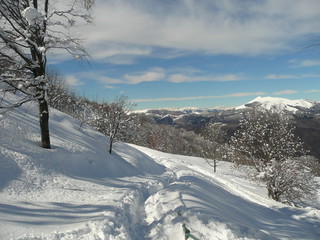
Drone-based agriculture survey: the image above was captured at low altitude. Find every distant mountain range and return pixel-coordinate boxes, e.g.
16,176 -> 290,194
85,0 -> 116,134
141,96 -> 320,125
139,97 -> 320,158
142,96 -> 319,114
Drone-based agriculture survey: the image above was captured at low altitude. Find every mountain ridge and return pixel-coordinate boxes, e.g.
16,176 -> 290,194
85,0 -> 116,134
138,96 -> 320,115
137,96 -> 320,158
236,96 -> 318,113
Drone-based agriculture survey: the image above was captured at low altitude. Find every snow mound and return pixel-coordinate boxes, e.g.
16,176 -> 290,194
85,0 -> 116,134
236,96 -> 316,113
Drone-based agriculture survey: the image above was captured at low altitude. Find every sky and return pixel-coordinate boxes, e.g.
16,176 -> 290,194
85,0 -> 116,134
50,0 -> 320,110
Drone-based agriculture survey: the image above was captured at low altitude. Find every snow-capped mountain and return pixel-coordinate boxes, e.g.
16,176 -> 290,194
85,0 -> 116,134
140,97 -> 320,128
236,96 -> 318,113
136,97 -> 320,158
135,107 -> 224,116
139,97 -> 320,119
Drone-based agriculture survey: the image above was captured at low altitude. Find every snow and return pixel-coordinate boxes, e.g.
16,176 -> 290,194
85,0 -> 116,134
236,96 -> 316,113
38,47 -> 46,53
0,94 -> 320,239
21,7 -> 43,25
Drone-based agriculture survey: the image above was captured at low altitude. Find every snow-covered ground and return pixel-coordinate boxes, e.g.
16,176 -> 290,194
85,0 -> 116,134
0,98 -> 320,240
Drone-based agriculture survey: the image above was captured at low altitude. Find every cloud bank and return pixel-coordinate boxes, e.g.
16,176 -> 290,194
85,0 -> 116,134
132,92 -> 266,103
79,0 -> 320,62
74,67 -> 246,86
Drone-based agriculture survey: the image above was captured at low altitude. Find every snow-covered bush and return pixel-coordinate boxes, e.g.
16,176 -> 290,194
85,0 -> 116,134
259,158 -> 316,204
231,110 -> 316,204
298,155 -> 320,177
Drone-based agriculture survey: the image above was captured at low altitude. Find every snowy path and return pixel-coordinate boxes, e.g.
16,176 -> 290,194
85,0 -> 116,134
136,150 -> 320,240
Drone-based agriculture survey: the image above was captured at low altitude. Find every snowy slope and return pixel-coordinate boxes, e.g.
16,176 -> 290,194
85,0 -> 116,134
0,96 -> 320,240
236,96 -> 317,113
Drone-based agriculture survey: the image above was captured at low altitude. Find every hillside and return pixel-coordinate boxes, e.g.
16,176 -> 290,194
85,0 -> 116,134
0,98 -> 320,239
140,97 -> 320,158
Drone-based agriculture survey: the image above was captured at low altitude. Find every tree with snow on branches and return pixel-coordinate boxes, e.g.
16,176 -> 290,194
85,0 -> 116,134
231,110 -> 316,204
0,0 -> 94,148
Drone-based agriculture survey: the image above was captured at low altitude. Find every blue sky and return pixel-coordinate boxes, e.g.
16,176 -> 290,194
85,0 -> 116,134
50,0 -> 320,110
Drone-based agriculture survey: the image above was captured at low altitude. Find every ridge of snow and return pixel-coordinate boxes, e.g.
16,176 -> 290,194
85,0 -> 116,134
236,96 -> 317,112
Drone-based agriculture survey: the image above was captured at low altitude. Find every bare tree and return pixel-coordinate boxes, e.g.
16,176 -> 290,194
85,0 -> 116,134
46,70 -> 95,129
91,96 -> 135,154
0,0 -> 94,148
230,110 -> 316,204
201,123 -> 230,172
46,68 -> 71,111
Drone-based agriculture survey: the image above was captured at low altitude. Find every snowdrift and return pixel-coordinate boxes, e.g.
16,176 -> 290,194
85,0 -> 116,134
0,96 -> 319,239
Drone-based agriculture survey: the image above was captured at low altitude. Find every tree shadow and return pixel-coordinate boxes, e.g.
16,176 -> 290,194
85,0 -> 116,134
0,201 -> 116,226
172,175 -> 320,239
0,157 -> 22,190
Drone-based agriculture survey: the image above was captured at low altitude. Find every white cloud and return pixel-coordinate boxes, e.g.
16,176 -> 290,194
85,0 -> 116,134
265,74 -> 299,80
102,55 -> 139,65
289,59 -> 320,68
65,75 -> 84,87
89,43 -> 152,65
124,68 -> 165,84
265,74 -> 320,80
76,66 -> 318,89
77,67 -> 245,86
79,0 -> 320,58
132,91 -> 266,103
95,76 -> 123,85
77,71 -> 123,87
76,68 -> 165,86
103,85 -> 115,89
302,60 -> 320,67
273,90 -> 298,95
305,89 -> 320,93
168,73 -> 244,83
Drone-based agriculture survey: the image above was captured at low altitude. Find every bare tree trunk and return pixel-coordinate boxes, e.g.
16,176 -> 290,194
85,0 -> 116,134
267,185 -> 280,202
34,49 -> 51,149
109,139 -> 113,154
39,97 -> 51,149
